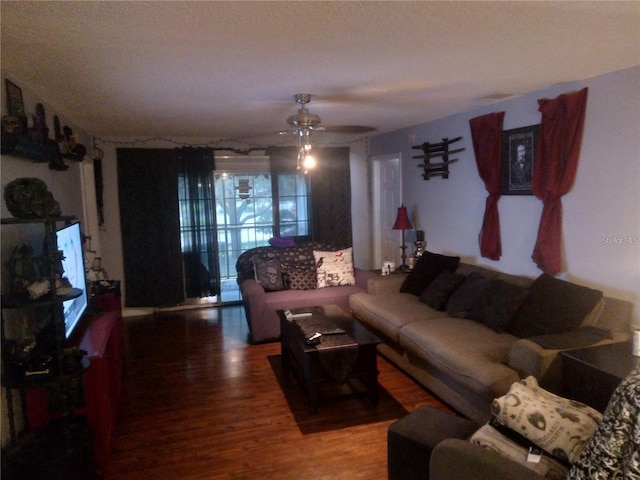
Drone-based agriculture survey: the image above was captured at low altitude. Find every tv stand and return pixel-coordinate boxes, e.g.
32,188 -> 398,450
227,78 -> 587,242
23,292 -> 123,479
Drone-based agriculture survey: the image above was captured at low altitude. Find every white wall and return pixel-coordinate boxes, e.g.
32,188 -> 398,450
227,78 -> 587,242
370,65 -> 640,327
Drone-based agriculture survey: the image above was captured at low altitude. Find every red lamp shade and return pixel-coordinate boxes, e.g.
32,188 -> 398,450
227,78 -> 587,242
392,204 -> 412,230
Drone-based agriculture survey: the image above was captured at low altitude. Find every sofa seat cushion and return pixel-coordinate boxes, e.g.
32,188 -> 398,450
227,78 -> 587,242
399,317 -> 520,399
262,283 -> 364,310
350,291 -> 448,343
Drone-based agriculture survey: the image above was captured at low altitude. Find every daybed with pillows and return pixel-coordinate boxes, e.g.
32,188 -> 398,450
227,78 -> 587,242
349,251 -> 633,424
236,240 -> 376,343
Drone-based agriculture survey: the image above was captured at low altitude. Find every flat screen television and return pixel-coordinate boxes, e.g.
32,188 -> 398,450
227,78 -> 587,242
56,221 -> 89,338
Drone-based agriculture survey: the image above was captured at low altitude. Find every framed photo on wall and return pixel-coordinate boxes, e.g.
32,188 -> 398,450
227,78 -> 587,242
501,124 -> 539,195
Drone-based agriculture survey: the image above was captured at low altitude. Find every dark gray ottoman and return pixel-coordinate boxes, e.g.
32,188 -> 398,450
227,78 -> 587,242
388,406 -> 480,480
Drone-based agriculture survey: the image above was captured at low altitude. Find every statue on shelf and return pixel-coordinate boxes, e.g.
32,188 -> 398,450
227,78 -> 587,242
3,177 -> 61,218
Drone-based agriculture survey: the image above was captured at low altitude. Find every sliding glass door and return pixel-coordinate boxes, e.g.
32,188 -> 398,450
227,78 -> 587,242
213,164 -> 311,303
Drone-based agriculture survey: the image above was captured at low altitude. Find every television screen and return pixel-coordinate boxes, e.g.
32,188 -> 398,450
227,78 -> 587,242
56,222 -> 89,338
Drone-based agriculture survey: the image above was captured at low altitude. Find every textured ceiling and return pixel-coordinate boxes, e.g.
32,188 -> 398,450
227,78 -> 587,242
1,1 -> 639,146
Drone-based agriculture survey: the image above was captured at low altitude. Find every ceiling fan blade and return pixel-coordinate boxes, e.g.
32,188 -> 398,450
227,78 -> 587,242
321,125 -> 377,133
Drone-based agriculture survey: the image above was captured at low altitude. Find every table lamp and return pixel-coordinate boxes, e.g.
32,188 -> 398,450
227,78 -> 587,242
392,204 -> 413,271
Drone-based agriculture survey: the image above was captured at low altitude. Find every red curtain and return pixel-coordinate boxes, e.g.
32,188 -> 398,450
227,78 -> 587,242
469,111 -> 505,260
531,88 -> 589,275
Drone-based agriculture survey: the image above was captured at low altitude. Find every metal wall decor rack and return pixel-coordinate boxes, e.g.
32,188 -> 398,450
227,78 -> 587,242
412,136 -> 465,180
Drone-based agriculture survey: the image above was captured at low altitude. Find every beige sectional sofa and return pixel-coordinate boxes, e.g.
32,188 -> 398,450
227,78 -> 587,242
349,257 -> 632,424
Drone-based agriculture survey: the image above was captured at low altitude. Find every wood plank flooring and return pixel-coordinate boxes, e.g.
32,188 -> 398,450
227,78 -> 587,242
108,306 -> 451,480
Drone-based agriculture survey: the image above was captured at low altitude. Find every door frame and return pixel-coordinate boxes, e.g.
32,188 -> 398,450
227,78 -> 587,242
371,153 -> 403,268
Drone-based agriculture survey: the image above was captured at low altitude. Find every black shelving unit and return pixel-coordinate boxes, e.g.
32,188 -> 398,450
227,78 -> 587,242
1,216 -> 98,479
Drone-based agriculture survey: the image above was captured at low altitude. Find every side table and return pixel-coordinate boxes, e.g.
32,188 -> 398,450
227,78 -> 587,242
560,341 -> 639,412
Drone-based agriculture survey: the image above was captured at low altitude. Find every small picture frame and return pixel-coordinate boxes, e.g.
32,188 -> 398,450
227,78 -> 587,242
5,79 -> 28,131
501,125 -> 539,195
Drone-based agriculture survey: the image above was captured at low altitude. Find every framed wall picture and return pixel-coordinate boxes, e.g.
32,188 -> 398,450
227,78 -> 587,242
501,124 -> 539,195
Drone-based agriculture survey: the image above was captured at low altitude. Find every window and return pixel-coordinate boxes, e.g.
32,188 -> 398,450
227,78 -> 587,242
213,158 -> 311,284
276,173 -> 311,238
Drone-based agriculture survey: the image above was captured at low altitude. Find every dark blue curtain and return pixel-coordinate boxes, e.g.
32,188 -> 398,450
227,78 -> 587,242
266,146 -> 352,248
117,148 -> 183,307
175,148 -> 219,298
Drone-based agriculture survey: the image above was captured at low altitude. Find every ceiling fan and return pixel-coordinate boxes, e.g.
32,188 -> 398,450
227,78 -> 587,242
279,93 -> 376,173
282,93 -> 376,135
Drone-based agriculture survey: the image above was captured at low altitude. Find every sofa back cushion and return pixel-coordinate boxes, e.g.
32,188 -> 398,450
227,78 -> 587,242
399,251 -> 460,296
507,273 -> 603,338
235,241 -> 335,283
468,279 -> 529,333
419,270 -> 466,310
446,271 -> 492,318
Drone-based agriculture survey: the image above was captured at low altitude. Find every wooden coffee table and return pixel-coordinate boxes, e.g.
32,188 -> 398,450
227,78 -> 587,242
278,305 -> 380,414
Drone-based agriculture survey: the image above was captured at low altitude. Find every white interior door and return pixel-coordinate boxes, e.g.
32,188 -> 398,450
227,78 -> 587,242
372,154 -> 402,268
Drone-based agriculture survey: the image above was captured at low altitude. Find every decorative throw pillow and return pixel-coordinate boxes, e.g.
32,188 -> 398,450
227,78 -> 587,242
470,423 -> 569,479
446,271 -> 492,318
520,376 -> 602,424
507,273 -> 603,338
566,366 -> 640,480
313,247 -> 356,288
399,251 -> 461,296
491,377 -> 601,464
269,236 -> 295,248
253,257 -> 286,291
468,279 -> 529,332
419,270 -> 466,310
284,266 -> 317,290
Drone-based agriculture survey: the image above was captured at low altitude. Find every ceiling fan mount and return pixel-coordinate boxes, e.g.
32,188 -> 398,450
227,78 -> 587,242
286,93 -> 322,129
283,93 -> 376,134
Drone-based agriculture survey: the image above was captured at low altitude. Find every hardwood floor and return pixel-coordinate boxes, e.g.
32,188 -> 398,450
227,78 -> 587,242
108,306 -> 451,480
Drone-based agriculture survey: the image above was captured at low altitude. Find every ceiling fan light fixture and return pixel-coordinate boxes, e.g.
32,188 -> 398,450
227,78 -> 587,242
303,150 -> 316,171
295,127 -> 316,173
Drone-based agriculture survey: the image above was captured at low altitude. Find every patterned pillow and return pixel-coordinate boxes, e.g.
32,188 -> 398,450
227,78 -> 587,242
491,377 -> 601,464
470,423 -> 569,479
284,266 -> 317,290
253,257 -> 286,291
313,247 -> 355,288
567,366 -> 640,480
520,376 -> 602,423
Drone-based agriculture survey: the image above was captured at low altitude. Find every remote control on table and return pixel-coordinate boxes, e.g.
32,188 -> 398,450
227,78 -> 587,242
321,328 -> 346,335
285,310 -> 313,319
305,332 -> 322,345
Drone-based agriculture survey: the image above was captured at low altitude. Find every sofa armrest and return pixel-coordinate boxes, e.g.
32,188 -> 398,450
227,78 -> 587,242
507,332 -> 629,393
429,439 -> 547,480
354,268 -> 378,291
239,278 -> 266,325
366,273 -> 407,295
